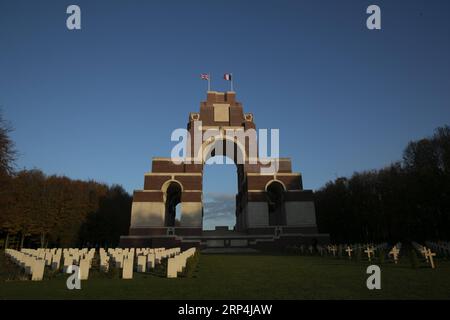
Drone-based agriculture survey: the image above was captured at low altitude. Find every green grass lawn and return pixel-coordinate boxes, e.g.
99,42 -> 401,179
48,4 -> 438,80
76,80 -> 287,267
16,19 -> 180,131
1,253 -> 450,299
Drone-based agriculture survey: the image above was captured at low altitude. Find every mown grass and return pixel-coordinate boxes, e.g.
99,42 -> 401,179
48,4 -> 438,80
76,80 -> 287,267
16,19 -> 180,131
1,253 -> 450,299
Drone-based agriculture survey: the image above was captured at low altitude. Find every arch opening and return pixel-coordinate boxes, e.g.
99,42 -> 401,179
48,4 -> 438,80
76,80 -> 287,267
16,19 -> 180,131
266,181 -> 286,226
203,154 -> 240,231
164,181 -> 182,227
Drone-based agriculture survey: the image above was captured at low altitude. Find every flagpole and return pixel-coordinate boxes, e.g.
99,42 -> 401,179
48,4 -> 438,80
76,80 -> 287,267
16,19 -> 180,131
208,73 -> 211,91
231,73 -> 234,92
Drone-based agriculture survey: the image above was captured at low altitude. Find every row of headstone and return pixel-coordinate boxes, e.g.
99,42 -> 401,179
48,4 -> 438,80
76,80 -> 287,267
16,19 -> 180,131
20,248 -> 62,270
103,247 -> 181,279
6,248 -> 97,281
167,248 -> 197,278
5,247 -> 197,280
105,248 -> 136,279
315,242 -> 392,262
316,241 -> 439,268
21,247 -> 96,279
5,249 -> 46,280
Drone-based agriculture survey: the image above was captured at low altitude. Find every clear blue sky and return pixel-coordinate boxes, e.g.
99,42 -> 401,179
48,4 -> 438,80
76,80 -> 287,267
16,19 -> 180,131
1,0 -> 449,229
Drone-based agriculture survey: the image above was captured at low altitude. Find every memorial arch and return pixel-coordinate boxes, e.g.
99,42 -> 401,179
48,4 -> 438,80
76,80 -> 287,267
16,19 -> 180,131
120,91 -> 329,248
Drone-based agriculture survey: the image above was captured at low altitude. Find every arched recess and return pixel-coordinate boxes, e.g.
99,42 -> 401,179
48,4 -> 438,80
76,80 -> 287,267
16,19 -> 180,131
266,180 -> 286,226
200,134 -> 248,165
163,180 -> 183,227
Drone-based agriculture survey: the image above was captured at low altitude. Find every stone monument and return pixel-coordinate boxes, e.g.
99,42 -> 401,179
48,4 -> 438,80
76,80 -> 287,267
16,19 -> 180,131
120,91 -> 329,249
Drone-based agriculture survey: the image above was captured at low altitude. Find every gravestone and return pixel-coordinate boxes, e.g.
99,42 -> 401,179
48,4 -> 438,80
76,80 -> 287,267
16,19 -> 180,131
100,253 -> 110,272
137,255 -> 146,273
44,252 -> 53,266
364,246 -> 374,262
420,247 -> 429,261
122,258 -> 133,279
389,246 -> 400,264
31,259 -> 45,281
147,254 -> 155,269
155,251 -> 162,264
24,256 -> 33,275
63,256 -> 73,273
52,254 -> 61,270
425,249 -> 436,269
115,254 -> 124,268
79,259 -> 90,280
345,246 -> 353,259
330,245 -> 337,257
167,257 -> 177,278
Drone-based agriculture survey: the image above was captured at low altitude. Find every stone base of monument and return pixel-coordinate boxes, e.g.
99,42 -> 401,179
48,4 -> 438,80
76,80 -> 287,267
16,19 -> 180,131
119,226 -> 329,250
201,248 -> 260,254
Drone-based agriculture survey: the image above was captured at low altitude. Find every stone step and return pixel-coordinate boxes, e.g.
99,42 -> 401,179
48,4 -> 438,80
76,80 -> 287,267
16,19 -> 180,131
201,248 -> 260,254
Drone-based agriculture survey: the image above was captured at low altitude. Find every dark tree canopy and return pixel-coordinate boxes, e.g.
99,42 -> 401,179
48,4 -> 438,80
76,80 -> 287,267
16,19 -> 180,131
316,125 -> 450,243
0,111 -> 131,248
0,169 -> 132,248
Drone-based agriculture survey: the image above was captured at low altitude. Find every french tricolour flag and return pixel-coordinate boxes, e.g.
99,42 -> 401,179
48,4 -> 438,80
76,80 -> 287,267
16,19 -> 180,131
224,73 -> 232,81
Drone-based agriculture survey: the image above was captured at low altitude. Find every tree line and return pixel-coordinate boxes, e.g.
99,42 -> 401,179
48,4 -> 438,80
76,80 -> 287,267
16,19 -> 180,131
0,111 -> 131,248
315,125 -> 450,243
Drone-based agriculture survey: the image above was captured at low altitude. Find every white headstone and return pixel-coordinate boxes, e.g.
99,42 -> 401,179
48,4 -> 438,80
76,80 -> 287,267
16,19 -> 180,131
52,254 -> 61,270
31,258 -> 45,281
167,257 -> 178,278
137,255 -> 146,273
79,259 -> 90,280
147,254 -> 155,269
122,258 -> 133,279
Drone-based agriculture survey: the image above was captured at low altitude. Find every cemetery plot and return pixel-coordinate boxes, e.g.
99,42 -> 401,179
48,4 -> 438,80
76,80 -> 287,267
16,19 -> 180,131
312,242 -> 388,262
286,240 -> 446,270
2,240 -> 448,300
1,251 -> 450,299
4,246 -> 196,281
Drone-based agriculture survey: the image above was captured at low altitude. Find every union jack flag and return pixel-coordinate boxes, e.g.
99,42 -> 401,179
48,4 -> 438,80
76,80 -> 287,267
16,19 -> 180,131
200,73 -> 209,80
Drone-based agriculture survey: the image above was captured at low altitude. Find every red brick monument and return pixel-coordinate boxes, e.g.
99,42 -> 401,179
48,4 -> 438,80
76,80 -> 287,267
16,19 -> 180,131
120,91 -> 329,248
